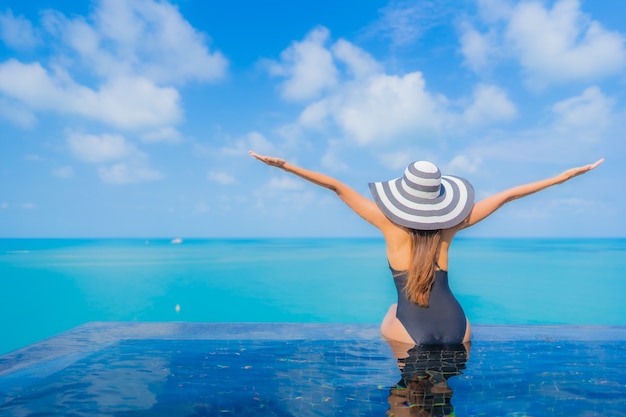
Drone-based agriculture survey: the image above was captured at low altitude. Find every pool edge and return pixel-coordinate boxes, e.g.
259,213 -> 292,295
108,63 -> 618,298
2,322 -> 625,379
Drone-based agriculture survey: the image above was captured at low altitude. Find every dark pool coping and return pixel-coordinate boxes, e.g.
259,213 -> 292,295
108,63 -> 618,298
1,322 -> 626,380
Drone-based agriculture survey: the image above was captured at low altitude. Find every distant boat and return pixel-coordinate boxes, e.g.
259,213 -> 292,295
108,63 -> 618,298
171,238 -> 183,244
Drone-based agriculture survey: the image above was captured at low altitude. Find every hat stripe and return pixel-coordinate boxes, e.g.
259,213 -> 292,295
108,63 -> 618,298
402,180 -> 441,196
398,180 -> 444,202
383,178 -> 461,218
404,170 -> 440,188
370,175 -> 474,230
406,162 -> 440,179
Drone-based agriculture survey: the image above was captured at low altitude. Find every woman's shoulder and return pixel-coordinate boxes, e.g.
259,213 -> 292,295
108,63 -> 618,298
383,225 -> 412,271
382,223 -> 411,244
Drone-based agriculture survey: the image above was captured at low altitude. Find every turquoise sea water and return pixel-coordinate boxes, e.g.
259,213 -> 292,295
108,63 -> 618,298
1,238 -> 625,355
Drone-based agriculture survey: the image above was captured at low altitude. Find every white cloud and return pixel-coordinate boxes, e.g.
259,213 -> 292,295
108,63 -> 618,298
446,154 -> 482,174
331,39 -> 381,79
0,60 -> 62,107
378,151 -> 416,171
98,163 -> 161,184
67,132 -> 137,163
267,176 -> 304,191
297,100 -> 331,129
208,170 -> 236,185
463,84 -> 516,125
476,0 -> 515,23
551,86 -> 614,141
320,140 -> 349,172
270,28 -> 521,152
304,71 -> 447,145
321,151 -> 348,172
508,197 -> 598,221
194,202 -> 210,213
221,131 -> 277,156
41,0 -> 227,84
90,76 -> 181,128
337,72 -> 441,144
266,26 -> 338,101
246,132 -> 277,154
105,0 -> 227,83
254,177 -> 318,213
458,132 -> 582,167
0,60 -> 182,129
364,0 -> 452,46
267,24 -> 447,147
21,203 -> 37,210
273,28 -> 526,148
65,130 -> 161,184
505,0 -> 626,86
0,97 -> 37,128
271,21 -> 615,177
459,24 -> 495,73
53,166 -> 75,178
0,0 -> 226,131
140,127 -> 182,143
464,0 -> 626,87
0,9 -> 40,49
1,202 -> 8,210
448,86 -> 616,166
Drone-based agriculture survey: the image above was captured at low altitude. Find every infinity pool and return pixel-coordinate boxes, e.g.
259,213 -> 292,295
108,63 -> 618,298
1,323 -> 625,416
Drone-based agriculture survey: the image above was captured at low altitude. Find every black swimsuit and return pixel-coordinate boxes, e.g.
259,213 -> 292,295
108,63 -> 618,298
391,266 -> 467,345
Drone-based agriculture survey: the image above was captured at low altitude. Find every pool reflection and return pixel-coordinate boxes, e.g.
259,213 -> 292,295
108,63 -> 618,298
386,342 -> 470,417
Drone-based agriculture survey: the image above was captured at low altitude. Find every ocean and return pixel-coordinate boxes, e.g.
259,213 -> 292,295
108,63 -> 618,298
1,238 -> 625,355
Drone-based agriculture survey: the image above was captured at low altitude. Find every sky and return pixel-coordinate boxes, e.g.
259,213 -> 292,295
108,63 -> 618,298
0,0 -> 625,238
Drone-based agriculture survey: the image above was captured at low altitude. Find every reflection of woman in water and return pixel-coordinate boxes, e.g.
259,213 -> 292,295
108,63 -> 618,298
387,344 -> 468,417
250,151 -> 602,346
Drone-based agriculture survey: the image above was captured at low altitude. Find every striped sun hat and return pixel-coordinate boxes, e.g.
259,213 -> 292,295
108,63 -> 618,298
369,161 -> 475,230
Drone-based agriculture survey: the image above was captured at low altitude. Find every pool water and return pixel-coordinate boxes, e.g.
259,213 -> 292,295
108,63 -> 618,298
1,323 -> 625,416
462,340 -> 626,416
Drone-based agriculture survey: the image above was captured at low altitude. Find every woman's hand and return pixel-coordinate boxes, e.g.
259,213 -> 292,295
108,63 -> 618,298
249,151 -> 286,168
558,158 -> 604,183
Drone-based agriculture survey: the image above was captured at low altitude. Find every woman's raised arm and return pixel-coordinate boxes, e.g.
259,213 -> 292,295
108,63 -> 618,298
249,151 -> 392,230
460,158 -> 604,229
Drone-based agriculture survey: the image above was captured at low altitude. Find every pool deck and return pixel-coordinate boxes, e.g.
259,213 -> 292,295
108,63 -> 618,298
2,322 -> 626,379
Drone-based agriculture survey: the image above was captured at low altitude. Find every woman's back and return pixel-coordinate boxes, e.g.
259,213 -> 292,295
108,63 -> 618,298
382,224 -> 468,345
384,226 -> 456,272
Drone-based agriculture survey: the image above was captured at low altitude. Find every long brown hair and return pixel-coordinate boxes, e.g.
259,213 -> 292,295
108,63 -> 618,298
405,229 -> 442,307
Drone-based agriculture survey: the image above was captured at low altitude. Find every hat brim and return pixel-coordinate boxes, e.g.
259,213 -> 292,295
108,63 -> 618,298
369,175 -> 475,230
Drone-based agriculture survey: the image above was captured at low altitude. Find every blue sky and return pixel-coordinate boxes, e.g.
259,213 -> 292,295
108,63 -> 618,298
0,0 -> 624,238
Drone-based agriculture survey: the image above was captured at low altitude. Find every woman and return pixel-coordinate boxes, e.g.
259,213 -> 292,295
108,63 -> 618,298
249,151 -> 603,346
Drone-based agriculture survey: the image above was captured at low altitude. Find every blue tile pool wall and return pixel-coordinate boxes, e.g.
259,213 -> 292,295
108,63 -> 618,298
1,323 -> 626,416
